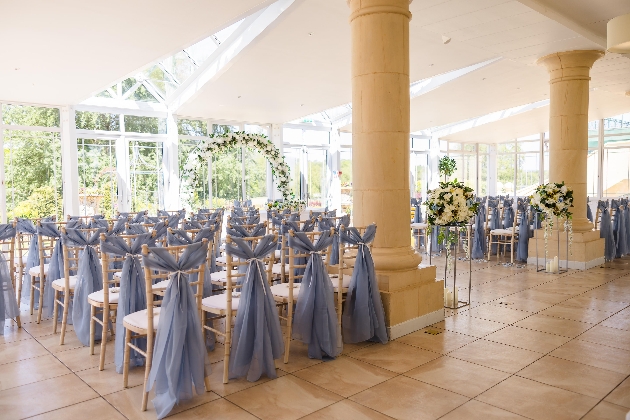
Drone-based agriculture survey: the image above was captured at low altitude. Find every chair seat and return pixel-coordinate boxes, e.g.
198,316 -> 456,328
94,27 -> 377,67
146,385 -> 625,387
490,229 -> 515,236
202,294 -> 240,311
272,263 -> 283,275
113,272 -> 122,279
52,275 -> 77,291
123,307 -> 161,331
153,279 -> 170,291
411,223 -> 428,229
88,288 -> 120,304
274,249 -> 282,259
270,283 -> 301,299
28,264 -> 49,277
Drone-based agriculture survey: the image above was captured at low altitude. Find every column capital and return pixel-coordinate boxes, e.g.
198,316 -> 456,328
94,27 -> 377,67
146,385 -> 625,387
347,0 -> 412,22
536,50 -> 604,84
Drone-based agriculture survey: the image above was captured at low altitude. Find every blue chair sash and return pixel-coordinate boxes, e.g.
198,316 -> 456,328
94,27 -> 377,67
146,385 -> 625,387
144,242 -> 211,419
289,230 -> 342,359
516,200 -> 529,263
0,225 -> 19,334
471,204 -> 486,260
598,200 -> 616,262
39,222 -> 63,319
340,225 -> 387,344
612,200 -> 627,258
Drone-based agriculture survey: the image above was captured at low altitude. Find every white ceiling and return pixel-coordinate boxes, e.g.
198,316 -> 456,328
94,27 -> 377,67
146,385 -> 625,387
2,0 -> 630,142
0,0 -> 272,105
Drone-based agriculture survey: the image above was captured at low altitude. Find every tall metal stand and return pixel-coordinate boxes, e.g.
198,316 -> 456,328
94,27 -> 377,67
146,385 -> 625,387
534,212 -> 569,274
443,225 -> 472,309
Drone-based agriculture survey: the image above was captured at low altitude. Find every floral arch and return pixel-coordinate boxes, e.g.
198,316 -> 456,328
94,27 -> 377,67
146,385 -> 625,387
181,131 -> 293,202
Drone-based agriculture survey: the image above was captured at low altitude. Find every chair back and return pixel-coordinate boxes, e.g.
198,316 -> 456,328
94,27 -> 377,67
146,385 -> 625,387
0,222 -> 16,291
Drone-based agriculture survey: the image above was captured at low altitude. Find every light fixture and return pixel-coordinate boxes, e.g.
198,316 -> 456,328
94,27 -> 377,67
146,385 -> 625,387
308,32 -> 313,36
442,35 -> 451,44
428,63 -> 434,67
237,95 -> 241,98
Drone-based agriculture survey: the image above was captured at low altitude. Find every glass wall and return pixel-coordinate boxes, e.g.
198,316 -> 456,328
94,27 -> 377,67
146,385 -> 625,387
448,142 -> 476,190
478,144 -> 489,196
602,115 -> 630,197
515,138 -> 540,196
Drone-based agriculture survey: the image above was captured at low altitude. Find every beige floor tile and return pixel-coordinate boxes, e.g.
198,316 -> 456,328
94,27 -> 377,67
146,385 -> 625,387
0,338 -> 48,364
349,375 -> 469,420
550,340 -> 630,374
517,355 -> 627,398
489,298 -> 554,313
35,330 -> 84,353
443,315 -> 507,338
581,401 -> 629,420
207,343 -> 225,364
448,339 -> 542,373
582,288 -> 630,303
514,314 -> 592,338
293,355 -> 396,397
104,384 -> 220,420
605,377 -> 630,408
301,399 -> 392,419
348,341 -> 440,373
55,344 -> 115,372
274,340 -> 323,373
75,362 -> 146,396
341,341 -> 376,355
532,282 -> 593,295
226,375 -> 342,420
465,304 -> 531,324
396,329 -> 477,354
578,325 -> 630,351
440,399 -> 528,419
404,356 -> 510,398
601,311 -> 630,331
28,397 -> 127,420
509,289 -> 569,304
0,373 -> 99,419
21,319 -> 67,338
484,325 -> 571,353
1,324 -> 32,344
0,354 -> 70,391
168,398 -> 258,419
206,360 -> 287,397
539,303 -> 613,324
477,376 -> 599,420
561,296 -> 629,313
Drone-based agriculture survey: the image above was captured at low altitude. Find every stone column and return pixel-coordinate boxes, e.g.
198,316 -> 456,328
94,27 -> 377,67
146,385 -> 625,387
348,0 -> 443,338
537,50 -> 604,232
528,50 -> 605,269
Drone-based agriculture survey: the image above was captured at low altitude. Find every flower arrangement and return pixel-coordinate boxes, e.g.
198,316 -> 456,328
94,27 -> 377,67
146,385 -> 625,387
181,131 -> 292,202
267,197 -> 305,212
425,180 -> 478,227
530,182 -> 574,257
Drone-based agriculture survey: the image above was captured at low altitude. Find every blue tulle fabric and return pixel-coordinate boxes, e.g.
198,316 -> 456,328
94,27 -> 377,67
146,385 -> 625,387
516,199 -> 529,263
143,242 -> 211,420
131,211 -> 146,224
0,224 -> 19,334
471,202 -> 486,260
225,235 -> 284,381
65,228 -> 106,346
598,200 -> 616,262
289,230 -> 342,359
502,198 -> 514,229
623,199 -> 630,252
100,233 -> 156,373
227,223 -> 266,238
17,218 -> 38,303
319,215 -> 349,266
612,200 -> 628,258
587,198 -> 593,222
126,224 -> 147,235
39,222 -> 63,318
340,225 -> 388,344
488,199 -> 500,254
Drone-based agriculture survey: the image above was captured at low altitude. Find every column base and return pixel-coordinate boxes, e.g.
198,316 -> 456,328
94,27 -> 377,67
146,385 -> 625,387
378,264 -> 444,340
527,229 -> 604,270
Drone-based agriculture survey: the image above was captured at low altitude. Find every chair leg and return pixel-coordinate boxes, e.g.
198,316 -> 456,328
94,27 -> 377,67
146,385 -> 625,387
123,329 -> 132,388
223,316 -> 231,384
99,306 -> 109,371
89,305 -> 96,355
16,268 -> 23,308
284,302 -> 292,364
36,277 -> 45,324
52,290 -> 59,334
60,290 -> 70,345
142,331 -> 153,411
29,278 -> 35,316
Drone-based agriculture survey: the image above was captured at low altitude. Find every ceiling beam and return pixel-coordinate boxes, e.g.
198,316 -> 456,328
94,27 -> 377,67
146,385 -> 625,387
516,0 -> 607,47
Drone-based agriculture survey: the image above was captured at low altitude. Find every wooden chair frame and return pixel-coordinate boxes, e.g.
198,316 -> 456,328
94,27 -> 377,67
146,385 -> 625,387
0,220 -> 21,328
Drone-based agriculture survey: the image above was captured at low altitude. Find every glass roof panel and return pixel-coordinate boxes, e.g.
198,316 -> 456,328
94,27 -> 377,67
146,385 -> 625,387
214,19 -> 244,44
142,65 -> 178,99
184,36 -> 218,65
161,51 -> 197,84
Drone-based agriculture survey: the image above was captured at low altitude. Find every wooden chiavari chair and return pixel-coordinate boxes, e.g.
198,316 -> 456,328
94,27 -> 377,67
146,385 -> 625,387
31,221 -> 62,324
122,241 -> 208,411
53,227 -> 80,343
201,234 -> 274,384
488,206 -> 519,264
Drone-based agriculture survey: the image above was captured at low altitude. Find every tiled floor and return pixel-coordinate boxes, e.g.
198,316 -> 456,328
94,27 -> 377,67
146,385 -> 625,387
2,256 -> 630,419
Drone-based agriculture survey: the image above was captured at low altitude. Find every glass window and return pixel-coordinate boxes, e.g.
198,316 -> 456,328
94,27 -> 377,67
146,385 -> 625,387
76,111 -> 120,131
496,153 -> 515,196
129,140 -> 163,213
449,142 -> 462,150
244,147 -> 267,202
587,149 -> 598,197
478,144 -> 488,153
603,147 -> 630,197
516,153 -> 540,196
212,148 -> 242,206
411,152 -> 428,200
178,119 -> 207,136
498,142 -> 515,153
340,149 -> 352,215
244,124 -> 269,136
124,115 -> 167,134
2,104 -> 60,127
517,140 -> 539,152
4,130 -> 62,220
463,144 -> 475,152
77,138 -> 117,217
450,153 -> 476,190
306,149 -> 327,207
179,138 -> 210,209
478,153 -> 488,196
283,147 -> 301,199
